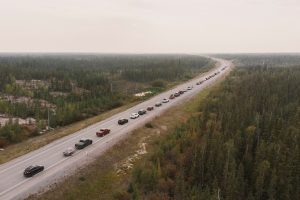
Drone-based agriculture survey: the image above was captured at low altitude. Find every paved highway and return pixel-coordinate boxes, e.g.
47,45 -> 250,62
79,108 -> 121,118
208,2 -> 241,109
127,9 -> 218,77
0,58 -> 232,200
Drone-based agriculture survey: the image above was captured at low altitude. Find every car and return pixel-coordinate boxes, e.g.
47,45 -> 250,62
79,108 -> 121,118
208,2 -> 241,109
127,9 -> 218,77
147,106 -> 154,111
179,90 -> 184,94
155,102 -> 162,107
138,109 -> 147,115
96,128 -> 110,137
162,98 -> 169,103
130,113 -> 139,119
187,86 -> 193,90
196,82 -> 201,85
118,118 -> 129,125
75,138 -> 93,150
63,147 -> 75,156
24,165 -> 44,177
174,92 -> 180,97
169,94 -> 175,99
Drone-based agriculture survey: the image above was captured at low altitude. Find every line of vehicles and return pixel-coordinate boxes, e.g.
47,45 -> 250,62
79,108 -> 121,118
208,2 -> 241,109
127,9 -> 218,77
22,68 -> 225,178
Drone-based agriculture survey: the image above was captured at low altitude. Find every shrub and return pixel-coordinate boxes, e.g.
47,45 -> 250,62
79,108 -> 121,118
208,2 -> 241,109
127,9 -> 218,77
145,123 -> 154,128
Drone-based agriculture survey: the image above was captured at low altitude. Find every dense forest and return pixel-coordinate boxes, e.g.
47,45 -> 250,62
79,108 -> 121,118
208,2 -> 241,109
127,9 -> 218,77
0,54 -> 211,146
126,60 -> 300,199
214,53 -> 300,67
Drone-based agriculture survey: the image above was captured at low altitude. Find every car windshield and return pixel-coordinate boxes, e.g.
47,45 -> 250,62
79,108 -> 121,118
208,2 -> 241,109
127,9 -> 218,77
25,166 -> 34,171
77,142 -> 85,145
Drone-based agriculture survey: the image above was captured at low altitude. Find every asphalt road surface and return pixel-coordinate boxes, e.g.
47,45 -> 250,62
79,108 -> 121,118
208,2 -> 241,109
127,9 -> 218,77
0,58 -> 232,200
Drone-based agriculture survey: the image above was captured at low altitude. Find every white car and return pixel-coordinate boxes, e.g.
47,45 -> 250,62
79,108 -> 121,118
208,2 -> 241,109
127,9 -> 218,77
187,86 -> 193,90
162,98 -> 169,103
130,113 -> 139,119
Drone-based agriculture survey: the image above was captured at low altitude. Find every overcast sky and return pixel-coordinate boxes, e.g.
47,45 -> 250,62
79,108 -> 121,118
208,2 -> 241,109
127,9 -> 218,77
0,0 -> 299,53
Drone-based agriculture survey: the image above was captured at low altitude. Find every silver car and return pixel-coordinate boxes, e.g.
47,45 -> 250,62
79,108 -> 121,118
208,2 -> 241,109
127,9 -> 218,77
162,98 -> 169,103
63,147 -> 75,156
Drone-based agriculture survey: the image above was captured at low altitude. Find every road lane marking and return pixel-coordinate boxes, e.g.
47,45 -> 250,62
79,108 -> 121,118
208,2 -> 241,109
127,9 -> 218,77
0,178 -> 29,196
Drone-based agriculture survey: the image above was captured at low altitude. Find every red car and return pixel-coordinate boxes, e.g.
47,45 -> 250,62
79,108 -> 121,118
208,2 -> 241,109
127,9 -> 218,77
96,129 -> 110,137
147,106 -> 154,111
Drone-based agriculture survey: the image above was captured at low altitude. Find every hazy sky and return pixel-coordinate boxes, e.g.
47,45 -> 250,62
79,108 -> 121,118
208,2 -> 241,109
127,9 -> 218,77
0,0 -> 300,53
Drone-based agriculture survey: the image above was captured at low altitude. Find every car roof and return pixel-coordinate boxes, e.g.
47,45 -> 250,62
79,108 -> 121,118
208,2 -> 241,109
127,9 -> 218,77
26,165 -> 40,170
25,166 -> 34,170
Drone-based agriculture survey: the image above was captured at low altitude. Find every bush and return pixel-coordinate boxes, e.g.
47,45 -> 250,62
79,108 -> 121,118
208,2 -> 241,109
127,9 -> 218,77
0,137 -> 9,148
113,190 -> 131,200
151,80 -> 166,88
145,123 -> 154,128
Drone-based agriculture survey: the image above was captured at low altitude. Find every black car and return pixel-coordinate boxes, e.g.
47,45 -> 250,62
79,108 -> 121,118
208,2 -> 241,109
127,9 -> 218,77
75,138 -> 93,150
118,118 -> 129,125
138,109 -> 147,115
24,165 -> 44,177
155,102 -> 162,107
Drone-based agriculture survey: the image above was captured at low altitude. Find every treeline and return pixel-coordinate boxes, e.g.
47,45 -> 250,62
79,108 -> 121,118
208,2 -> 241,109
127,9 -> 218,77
126,66 -> 300,200
0,54 -> 211,86
213,53 -> 300,67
